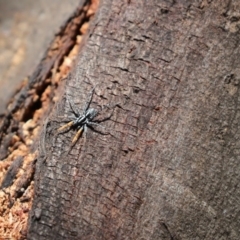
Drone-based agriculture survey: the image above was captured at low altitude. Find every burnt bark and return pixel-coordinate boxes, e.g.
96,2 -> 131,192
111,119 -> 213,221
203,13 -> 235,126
28,0 -> 240,239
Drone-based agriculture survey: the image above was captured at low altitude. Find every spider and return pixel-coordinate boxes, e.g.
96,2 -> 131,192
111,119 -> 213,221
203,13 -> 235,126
57,87 -> 113,145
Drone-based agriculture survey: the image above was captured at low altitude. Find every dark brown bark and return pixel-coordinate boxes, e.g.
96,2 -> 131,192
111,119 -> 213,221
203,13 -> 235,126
27,0 -> 240,239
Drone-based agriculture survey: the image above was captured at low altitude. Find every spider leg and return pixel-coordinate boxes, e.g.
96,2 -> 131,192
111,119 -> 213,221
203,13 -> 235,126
57,121 -> 74,132
103,108 -> 114,121
67,97 -> 80,117
95,102 -> 118,123
87,124 -> 110,136
87,121 -> 106,129
83,86 -> 96,113
82,124 -> 88,145
72,126 -> 84,144
95,108 -> 114,123
83,124 -> 88,135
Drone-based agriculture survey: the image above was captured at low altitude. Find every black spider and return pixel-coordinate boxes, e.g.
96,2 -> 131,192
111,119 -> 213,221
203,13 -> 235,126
58,87 -> 112,144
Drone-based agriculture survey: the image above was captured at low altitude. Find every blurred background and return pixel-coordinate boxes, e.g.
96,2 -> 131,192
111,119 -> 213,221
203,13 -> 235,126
0,0 -> 79,114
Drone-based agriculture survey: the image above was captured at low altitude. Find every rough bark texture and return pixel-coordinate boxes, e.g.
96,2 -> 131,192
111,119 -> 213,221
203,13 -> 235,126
28,0 -> 240,239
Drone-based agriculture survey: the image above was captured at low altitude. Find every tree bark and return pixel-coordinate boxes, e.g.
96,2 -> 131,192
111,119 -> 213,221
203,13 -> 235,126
28,0 -> 240,239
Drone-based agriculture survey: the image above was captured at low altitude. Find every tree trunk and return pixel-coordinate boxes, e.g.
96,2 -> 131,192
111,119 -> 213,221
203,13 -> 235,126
26,0 -> 240,239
